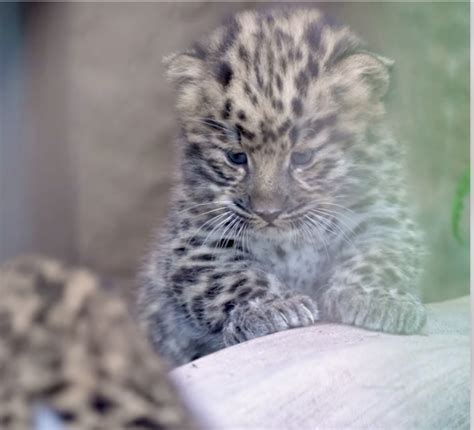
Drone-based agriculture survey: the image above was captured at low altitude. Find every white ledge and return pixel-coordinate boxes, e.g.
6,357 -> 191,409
171,296 -> 470,429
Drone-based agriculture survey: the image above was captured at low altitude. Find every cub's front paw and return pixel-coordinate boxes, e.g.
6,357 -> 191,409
321,287 -> 426,334
222,295 -> 319,346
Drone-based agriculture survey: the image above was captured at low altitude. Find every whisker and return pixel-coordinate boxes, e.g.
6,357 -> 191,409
304,214 -> 330,258
187,117 -> 231,133
309,204 -> 357,232
313,200 -> 356,215
213,214 -> 238,253
311,207 -> 356,237
186,211 -> 230,248
174,201 -> 232,216
202,212 -> 234,248
233,218 -> 247,255
309,209 -> 355,249
219,216 -> 240,251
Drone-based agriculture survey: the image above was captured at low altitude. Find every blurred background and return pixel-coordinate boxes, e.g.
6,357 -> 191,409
0,2 -> 469,303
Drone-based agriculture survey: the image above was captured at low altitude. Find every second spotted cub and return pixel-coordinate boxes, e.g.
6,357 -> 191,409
139,7 -> 426,366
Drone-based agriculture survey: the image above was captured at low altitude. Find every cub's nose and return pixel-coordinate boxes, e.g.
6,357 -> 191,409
254,209 -> 282,224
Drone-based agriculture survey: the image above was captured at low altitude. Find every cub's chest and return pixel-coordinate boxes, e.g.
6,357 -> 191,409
250,238 -> 330,295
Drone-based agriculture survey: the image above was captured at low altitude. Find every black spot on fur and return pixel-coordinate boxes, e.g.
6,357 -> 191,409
205,283 -> 224,298
277,119 -> 292,136
295,49 -> 303,62
295,71 -> 309,94
219,17 -> 240,53
35,273 -> 64,304
237,110 -> 247,121
171,265 -> 212,286
305,21 -> 322,50
221,99 -> 233,119
223,299 -> 236,313
276,74 -> 283,92
307,57 -> 319,78
211,238 -> 236,249
264,13 -> 275,26
216,62 -> 234,88
191,296 -> 205,320
260,121 -> 277,144
238,44 -> 251,69
237,287 -> 252,298
191,253 -> 215,262
248,289 -> 267,300
306,113 -> 338,138
279,57 -> 288,74
289,126 -> 299,145
255,278 -> 269,288
255,67 -> 264,89
236,124 -> 255,141
265,83 -> 274,100
292,98 -> 303,117
231,253 -> 246,262
229,278 -> 247,293
185,143 -> 203,161
288,47 -> 295,63
275,245 -> 287,260
90,393 -> 115,415
127,417 -> 163,430
173,247 -> 187,257
201,190 -> 216,201
56,410 -> 77,423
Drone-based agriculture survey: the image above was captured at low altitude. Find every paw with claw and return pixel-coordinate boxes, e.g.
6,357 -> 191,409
223,294 -> 319,346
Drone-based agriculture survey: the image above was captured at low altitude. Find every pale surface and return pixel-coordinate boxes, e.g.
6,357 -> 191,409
172,297 -> 470,430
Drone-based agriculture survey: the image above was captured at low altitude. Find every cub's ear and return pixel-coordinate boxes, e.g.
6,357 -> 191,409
163,49 -> 207,88
163,49 -> 210,117
333,50 -> 394,102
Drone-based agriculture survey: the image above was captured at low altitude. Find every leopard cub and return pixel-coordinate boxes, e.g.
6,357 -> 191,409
0,256 -> 197,429
139,7 -> 426,366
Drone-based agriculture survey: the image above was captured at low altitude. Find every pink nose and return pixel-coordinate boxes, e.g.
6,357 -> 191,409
254,209 -> 282,224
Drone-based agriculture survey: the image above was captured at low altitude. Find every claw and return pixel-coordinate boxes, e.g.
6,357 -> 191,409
278,310 -> 290,325
301,304 -> 315,323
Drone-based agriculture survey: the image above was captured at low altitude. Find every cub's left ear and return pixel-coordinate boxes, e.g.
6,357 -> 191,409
334,50 -> 394,101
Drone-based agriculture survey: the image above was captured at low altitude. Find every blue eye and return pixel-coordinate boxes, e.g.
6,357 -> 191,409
227,151 -> 247,165
291,150 -> 314,167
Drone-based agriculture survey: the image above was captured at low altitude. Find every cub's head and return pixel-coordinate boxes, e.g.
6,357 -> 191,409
166,8 -> 393,239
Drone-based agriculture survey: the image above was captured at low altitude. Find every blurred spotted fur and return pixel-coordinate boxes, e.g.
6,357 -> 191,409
139,7 -> 426,366
0,256 -> 197,430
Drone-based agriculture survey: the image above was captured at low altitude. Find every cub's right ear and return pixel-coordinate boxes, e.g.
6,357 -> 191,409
163,50 -> 206,88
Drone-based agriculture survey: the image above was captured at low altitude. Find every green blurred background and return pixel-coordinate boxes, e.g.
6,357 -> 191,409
0,2 -> 469,303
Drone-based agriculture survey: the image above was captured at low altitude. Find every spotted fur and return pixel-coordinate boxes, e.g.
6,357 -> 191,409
139,7 -> 426,366
0,256 -> 197,429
